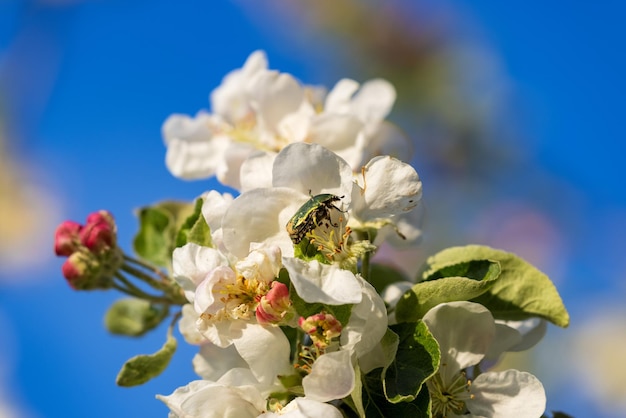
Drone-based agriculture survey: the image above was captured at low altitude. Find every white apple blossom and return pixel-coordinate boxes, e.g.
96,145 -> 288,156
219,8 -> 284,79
302,350 -> 355,402
171,242 -> 285,347
423,301 -> 547,418
162,50 -> 409,190
482,318 -> 548,369
340,277 -> 389,373
200,190 -> 235,251
223,143 -> 421,267
223,143 -> 354,260
158,354 -> 289,418
349,154 -> 423,244
257,398 -> 342,418
157,377 -> 267,418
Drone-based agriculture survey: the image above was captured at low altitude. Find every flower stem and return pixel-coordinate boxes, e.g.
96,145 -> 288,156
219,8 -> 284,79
123,254 -> 171,282
113,272 -> 172,304
120,263 -> 170,292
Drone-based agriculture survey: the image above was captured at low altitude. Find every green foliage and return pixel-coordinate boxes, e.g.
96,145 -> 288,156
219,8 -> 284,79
104,298 -> 169,337
354,322 -> 437,417
293,237 -> 332,265
384,322 -> 440,403
395,259 -> 500,323
362,368 -> 431,417
425,245 -> 570,327
175,198 -> 212,248
133,201 -> 195,269
116,332 -> 177,387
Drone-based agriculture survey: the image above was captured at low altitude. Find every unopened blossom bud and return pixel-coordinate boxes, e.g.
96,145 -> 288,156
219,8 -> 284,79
256,281 -> 292,325
61,249 -> 119,290
85,210 -> 115,228
54,220 -> 82,256
80,210 -> 117,252
299,312 -> 342,349
62,251 -> 97,290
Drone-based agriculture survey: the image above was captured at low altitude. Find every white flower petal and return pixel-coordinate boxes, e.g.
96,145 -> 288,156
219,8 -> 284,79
179,304 -> 207,345
172,244 -> 229,302
277,101 -> 315,142
381,281 -> 413,308
302,350 -> 355,402
467,370 -> 546,418
211,50 -> 268,124
283,258 -> 362,305
157,380 -> 265,418
239,151 -> 276,192
349,78 -> 396,125
353,156 -> 422,221
163,113 -> 229,179
198,319 -> 247,348
324,78 -> 360,113
192,343 -> 248,380
215,142 -> 257,190
258,398 -> 342,418
272,143 -> 354,202
499,318 -> 547,352
483,323 -> 523,368
222,187 -> 304,259
365,120 -> 413,162
249,71 -> 304,133
308,113 -> 366,169
201,190 -> 234,236
309,113 -> 364,150
236,245 -> 282,283
422,302 -> 495,384
194,266 -> 236,314
341,277 -> 388,366
233,324 -> 292,385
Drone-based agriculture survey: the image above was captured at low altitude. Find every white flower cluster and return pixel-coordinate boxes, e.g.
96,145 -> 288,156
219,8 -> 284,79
157,51 -> 548,418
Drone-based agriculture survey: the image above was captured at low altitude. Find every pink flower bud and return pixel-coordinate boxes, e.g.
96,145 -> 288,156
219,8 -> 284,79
54,220 -> 83,256
85,210 -> 115,228
256,281 -> 292,325
299,312 -> 342,349
80,211 -> 116,252
62,252 -> 94,289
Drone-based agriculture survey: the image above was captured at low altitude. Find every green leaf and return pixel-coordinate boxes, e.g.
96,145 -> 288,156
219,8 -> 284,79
116,332 -> 177,387
362,368 -> 431,418
378,328 -> 400,369
348,365 -> 366,418
425,245 -> 570,327
395,261 -> 500,323
133,201 -> 195,269
422,259 -> 501,282
369,264 -> 411,295
104,298 -> 169,337
293,237 -> 333,265
384,321 -> 440,403
175,198 -> 212,248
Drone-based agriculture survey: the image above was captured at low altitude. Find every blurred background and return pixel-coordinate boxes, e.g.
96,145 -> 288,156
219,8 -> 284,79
0,0 -> 624,416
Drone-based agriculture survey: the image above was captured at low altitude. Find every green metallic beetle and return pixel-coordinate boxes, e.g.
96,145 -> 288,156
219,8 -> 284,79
286,193 -> 344,244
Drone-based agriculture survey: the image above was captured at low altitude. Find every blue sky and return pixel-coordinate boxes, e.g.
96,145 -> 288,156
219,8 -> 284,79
0,1 -> 624,417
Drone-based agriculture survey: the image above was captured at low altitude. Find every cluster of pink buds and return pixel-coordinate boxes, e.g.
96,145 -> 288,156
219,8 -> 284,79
299,312 -> 342,350
54,210 -> 122,290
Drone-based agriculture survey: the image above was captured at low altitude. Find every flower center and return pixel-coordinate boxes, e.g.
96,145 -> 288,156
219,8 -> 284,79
200,275 -> 269,323
427,369 -> 473,418
306,211 -> 374,271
